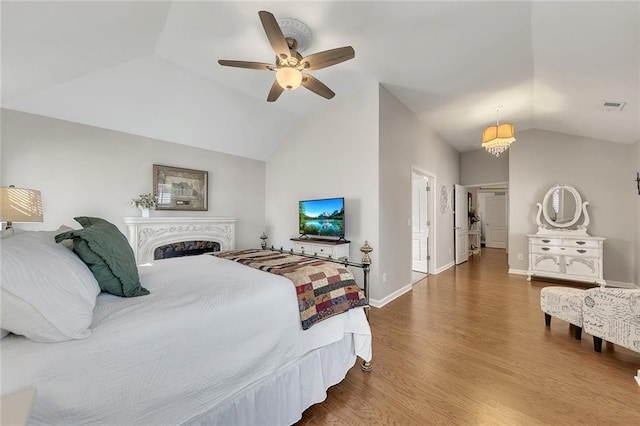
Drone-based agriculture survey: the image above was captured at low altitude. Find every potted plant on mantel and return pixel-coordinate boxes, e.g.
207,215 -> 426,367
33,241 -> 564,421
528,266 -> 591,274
131,193 -> 157,218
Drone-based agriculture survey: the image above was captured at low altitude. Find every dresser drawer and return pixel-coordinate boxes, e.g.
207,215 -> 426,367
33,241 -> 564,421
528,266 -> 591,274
532,246 -> 598,257
530,237 -> 600,249
562,239 -> 600,249
293,241 -> 349,260
314,244 -> 332,257
294,242 -> 311,253
531,237 -> 562,246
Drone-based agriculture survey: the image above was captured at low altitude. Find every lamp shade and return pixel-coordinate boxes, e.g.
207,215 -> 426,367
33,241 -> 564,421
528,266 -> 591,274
482,123 -> 515,145
0,186 -> 44,224
481,123 -> 516,157
276,67 -> 303,90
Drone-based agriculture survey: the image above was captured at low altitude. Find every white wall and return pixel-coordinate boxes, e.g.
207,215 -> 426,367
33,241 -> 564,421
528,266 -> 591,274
461,148 -> 509,186
378,86 -> 460,296
265,86 -> 381,297
414,123 -> 461,273
509,129 -> 636,284
635,140 -> 640,286
0,109 -> 265,248
266,85 -> 460,305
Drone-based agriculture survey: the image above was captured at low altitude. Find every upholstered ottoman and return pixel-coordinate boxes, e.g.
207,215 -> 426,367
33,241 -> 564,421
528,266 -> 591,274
540,286 -> 584,340
583,287 -> 640,353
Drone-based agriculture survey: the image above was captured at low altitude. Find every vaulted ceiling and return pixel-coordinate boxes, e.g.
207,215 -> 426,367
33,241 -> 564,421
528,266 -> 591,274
2,1 -> 639,161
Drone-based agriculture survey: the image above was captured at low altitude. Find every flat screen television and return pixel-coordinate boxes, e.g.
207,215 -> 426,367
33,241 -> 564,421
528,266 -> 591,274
299,197 -> 345,238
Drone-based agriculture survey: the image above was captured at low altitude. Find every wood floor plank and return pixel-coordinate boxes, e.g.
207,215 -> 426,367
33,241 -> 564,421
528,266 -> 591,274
296,248 -> 640,425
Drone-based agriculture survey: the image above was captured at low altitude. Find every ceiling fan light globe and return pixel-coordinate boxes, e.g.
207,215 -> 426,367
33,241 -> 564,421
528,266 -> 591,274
276,67 -> 302,90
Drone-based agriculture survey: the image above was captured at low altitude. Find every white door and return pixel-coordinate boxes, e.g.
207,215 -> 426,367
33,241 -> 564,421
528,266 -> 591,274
485,194 -> 507,249
454,184 -> 468,265
412,177 -> 429,273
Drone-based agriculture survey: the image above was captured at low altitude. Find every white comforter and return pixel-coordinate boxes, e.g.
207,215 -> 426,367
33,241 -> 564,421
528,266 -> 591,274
1,255 -> 372,425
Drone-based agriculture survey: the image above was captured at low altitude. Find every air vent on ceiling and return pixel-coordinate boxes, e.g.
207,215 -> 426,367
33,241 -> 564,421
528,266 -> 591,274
601,101 -> 626,111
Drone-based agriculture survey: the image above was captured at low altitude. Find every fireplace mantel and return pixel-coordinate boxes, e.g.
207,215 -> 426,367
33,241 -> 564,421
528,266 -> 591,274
123,216 -> 236,263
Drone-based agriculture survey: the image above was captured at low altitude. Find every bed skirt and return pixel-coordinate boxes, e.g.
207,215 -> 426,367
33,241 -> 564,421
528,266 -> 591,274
183,334 -> 357,426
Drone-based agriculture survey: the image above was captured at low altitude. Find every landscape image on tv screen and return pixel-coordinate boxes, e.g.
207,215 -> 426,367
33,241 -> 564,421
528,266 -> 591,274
299,198 -> 345,237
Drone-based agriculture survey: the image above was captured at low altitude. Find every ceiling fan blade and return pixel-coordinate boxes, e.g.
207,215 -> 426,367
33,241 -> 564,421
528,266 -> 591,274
258,11 -> 290,61
218,60 -> 274,71
300,46 -> 355,71
267,80 -> 284,102
301,74 -> 335,99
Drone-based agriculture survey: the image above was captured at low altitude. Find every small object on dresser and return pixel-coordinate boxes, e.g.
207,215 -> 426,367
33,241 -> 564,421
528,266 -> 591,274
259,232 -> 268,249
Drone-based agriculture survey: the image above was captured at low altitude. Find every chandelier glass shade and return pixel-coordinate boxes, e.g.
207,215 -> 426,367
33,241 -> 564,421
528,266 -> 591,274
276,67 -> 302,90
482,108 -> 515,157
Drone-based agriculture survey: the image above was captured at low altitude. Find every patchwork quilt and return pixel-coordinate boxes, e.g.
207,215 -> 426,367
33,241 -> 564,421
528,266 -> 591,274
214,249 -> 367,329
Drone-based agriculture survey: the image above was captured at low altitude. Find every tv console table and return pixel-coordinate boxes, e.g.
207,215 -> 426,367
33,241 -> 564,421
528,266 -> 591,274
290,238 -> 350,260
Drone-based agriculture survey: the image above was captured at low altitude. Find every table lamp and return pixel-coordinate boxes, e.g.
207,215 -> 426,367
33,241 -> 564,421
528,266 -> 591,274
0,185 -> 44,230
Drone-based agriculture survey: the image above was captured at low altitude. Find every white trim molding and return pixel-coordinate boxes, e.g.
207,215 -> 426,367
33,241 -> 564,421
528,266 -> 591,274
510,270 -> 636,289
123,216 -> 236,264
605,280 -> 637,289
369,283 -> 412,308
434,261 -> 455,275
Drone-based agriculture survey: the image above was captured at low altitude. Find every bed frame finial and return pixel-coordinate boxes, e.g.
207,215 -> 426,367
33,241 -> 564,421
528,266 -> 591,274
360,241 -> 372,265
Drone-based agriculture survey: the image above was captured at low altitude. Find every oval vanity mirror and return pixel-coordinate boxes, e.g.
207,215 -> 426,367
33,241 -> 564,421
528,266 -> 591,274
541,184 -> 582,228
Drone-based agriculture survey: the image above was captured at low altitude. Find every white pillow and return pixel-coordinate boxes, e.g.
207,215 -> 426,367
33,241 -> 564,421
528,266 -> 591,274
0,230 -> 101,342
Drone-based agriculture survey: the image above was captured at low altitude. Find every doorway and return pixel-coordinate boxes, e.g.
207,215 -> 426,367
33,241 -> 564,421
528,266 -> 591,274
484,194 -> 508,249
469,183 -> 509,250
411,168 -> 434,277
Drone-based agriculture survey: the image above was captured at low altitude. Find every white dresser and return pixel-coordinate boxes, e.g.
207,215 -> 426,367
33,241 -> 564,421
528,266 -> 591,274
290,238 -> 350,260
527,234 -> 605,286
527,184 -> 606,286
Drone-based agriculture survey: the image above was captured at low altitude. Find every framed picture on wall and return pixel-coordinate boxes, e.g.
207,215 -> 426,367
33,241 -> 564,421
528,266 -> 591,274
153,164 -> 208,211
438,184 -> 449,213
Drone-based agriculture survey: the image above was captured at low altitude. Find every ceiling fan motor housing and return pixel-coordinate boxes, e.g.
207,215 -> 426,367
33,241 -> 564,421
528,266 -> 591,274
218,11 -> 354,102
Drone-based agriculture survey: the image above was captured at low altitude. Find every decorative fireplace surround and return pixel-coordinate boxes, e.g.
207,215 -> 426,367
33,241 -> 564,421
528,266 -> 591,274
123,216 -> 236,264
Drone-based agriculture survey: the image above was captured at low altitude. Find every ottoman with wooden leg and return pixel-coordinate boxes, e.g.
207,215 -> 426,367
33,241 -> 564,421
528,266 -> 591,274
540,286 -> 584,340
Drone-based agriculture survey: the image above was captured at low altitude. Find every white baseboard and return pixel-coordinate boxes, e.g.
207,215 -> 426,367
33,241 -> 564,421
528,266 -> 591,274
605,280 -> 638,289
434,261 -> 455,275
507,272 -> 637,289
369,283 -> 412,308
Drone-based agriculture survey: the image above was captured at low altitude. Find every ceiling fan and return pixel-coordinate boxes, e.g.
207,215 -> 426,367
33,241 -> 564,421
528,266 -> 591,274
218,11 -> 355,102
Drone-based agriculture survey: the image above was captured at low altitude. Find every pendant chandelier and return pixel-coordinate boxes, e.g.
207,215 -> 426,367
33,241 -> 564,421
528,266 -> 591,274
482,106 -> 515,157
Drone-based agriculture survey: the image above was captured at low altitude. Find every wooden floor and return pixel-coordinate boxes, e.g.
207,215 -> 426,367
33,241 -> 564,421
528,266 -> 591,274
297,248 -> 640,425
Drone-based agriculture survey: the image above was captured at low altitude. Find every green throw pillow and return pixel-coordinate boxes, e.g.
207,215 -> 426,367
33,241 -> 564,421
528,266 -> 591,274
55,217 -> 149,297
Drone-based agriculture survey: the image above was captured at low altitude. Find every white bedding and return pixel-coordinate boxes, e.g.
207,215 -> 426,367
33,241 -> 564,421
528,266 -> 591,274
1,255 -> 372,425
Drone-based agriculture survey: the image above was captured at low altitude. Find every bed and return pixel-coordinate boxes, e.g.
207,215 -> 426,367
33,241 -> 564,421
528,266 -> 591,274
0,218 -> 372,425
